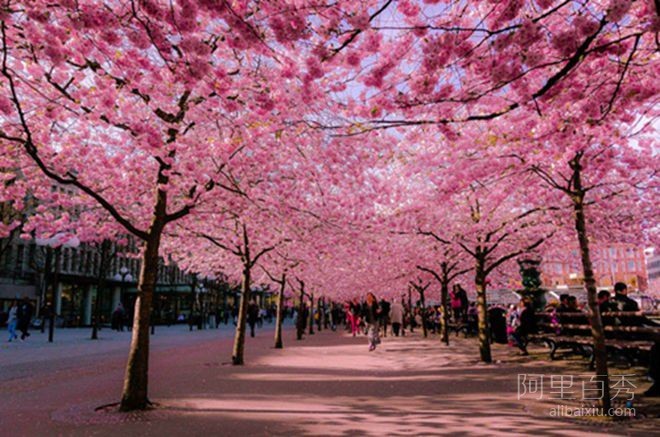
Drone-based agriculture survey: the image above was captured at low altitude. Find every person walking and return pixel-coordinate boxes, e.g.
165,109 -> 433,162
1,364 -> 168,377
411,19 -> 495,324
363,292 -> 382,351
379,298 -> 391,337
450,286 -> 462,323
506,304 -> 519,347
16,297 -> 34,341
247,299 -> 260,338
348,298 -> 361,336
112,303 -> 125,331
7,300 -> 18,342
390,299 -> 404,337
457,284 -> 469,322
511,299 -> 536,355
330,302 -> 340,331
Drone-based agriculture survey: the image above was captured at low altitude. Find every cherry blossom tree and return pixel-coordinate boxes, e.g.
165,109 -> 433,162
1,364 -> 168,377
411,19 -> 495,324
521,126 -> 657,410
417,240 -> 472,345
311,1 -> 658,136
0,0 -> 349,411
417,185 -> 555,362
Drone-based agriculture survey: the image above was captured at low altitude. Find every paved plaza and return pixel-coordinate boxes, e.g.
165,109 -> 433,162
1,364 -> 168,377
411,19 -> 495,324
1,323 -> 658,436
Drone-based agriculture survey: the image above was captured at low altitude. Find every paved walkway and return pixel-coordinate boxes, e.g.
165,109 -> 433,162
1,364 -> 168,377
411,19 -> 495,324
1,324 -> 657,436
0,322 -> 246,384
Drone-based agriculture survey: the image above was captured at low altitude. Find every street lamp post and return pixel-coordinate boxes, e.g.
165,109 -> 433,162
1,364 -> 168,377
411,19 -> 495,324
113,266 -> 133,331
116,266 -> 132,304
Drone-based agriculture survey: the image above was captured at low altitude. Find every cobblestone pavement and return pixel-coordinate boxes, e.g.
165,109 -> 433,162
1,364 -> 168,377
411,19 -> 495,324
1,323 -> 657,436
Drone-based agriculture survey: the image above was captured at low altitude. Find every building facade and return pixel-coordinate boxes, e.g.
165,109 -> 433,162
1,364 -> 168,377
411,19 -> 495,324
0,236 -> 216,327
541,243 -> 648,292
645,250 -> 660,297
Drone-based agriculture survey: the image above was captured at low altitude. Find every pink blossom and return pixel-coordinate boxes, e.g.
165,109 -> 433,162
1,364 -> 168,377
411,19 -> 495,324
347,11 -> 370,29
409,73 -> 437,95
44,43 -> 65,65
536,0 -> 555,9
516,20 -> 541,46
345,52 -> 361,67
497,0 -> 524,22
490,58 -> 521,84
269,10 -> 307,43
141,0 -> 164,18
0,95 -> 13,114
280,63 -> 297,79
552,30 -> 579,57
305,57 -> 324,80
492,33 -> 514,51
648,16 -> 660,32
127,30 -> 151,50
102,30 -> 120,46
26,7 -> 49,23
573,15 -> 600,36
362,31 -> 381,53
180,38 -> 209,56
363,62 -> 393,89
398,0 -> 421,17
607,0 -> 633,22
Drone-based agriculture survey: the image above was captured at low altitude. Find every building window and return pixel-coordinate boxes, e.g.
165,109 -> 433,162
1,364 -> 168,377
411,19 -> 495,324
81,250 -> 88,273
609,247 -> 616,258
71,249 -> 79,273
15,244 -> 24,273
62,248 -> 70,272
3,245 -> 12,271
628,261 -> 635,272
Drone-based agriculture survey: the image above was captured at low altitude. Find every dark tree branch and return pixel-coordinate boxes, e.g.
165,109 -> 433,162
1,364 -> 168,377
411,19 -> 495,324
484,233 -> 553,276
200,233 -> 242,257
322,0 -> 394,61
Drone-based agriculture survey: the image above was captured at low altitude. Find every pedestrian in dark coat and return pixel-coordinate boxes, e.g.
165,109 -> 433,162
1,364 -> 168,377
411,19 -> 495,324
247,300 -> 260,337
17,297 -> 34,340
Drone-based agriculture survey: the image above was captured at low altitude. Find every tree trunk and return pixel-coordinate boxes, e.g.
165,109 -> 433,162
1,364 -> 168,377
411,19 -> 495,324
323,298 -> 329,329
407,288 -> 413,332
475,260 -> 492,363
232,265 -> 251,365
119,229 -> 162,411
420,290 -> 428,338
274,273 -> 285,349
308,293 -> 315,335
40,250 -> 51,334
48,248 -> 59,343
296,287 -> 305,340
440,277 -> 450,346
572,171 -> 611,409
189,275 -> 197,331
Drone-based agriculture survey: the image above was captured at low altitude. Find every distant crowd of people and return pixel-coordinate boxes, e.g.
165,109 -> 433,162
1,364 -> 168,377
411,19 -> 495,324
337,284 -> 472,351
6,282 -> 657,355
328,281 -> 658,359
5,297 -> 34,342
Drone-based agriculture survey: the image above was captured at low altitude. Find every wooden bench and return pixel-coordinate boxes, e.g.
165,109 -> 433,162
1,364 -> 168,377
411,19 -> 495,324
528,334 -> 592,360
447,322 -> 468,337
530,311 -> 659,369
